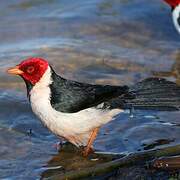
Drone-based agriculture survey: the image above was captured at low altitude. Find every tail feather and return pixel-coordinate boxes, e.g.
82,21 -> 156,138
106,78 -> 180,111
126,78 -> 180,111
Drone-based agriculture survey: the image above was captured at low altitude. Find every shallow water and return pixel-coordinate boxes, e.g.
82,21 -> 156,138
0,0 -> 180,179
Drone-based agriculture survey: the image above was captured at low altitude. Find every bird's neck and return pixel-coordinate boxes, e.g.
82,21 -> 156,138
25,65 -> 64,98
29,66 -> 53,107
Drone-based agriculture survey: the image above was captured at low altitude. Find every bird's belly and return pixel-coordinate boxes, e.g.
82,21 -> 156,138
30,88 -> 123,146
31,101 -> 122,146
31,102 -> 120,133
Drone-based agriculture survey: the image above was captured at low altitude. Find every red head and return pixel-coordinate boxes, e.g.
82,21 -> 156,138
163,0 -> 180,8
7,57 -> 49,85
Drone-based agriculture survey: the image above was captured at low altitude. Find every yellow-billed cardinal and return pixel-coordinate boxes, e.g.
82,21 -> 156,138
7,58 -> 180,156
163,0 -> 180,33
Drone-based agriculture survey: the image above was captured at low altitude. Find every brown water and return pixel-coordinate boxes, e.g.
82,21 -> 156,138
0,0 -> 180,179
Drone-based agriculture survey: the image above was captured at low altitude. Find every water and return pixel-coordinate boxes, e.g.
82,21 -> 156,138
0,0 -> 180,179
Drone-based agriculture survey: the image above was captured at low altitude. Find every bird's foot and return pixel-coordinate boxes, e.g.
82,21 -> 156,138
53,140 -> 65,151
53,142 -> 61,151
82,127 -> 99,157
82,146 -> 94,157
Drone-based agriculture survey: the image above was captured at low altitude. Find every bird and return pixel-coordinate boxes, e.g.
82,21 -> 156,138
163,0 -> 180,33
7,57 -> 180,156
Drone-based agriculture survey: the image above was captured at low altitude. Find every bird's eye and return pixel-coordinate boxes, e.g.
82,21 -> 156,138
26,66 -> 35,74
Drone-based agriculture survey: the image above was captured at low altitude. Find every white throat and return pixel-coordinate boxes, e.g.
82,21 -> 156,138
172,4 -> 180,34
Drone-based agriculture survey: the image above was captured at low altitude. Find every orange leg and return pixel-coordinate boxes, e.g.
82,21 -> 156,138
82,127 -> 99,157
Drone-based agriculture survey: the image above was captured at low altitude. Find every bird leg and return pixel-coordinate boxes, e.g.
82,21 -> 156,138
82,127 -> 99,157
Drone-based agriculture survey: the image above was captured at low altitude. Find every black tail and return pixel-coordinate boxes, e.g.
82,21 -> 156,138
113,78 -> 180,111
126,78 -> 180,111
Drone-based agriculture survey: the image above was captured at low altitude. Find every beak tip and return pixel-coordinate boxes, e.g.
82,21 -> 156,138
6,68 -> 11,74
6,66 -> 23,75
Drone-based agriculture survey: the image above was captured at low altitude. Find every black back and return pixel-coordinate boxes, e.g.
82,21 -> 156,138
49,67 -> 129,113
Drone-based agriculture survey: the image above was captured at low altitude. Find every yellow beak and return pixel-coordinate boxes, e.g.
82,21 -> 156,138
7,65 -> 24,75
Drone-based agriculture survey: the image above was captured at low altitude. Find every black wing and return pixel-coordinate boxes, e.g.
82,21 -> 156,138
49,68 -> 129,113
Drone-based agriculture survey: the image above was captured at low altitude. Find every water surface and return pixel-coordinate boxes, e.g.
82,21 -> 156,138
0,0 -> 180,179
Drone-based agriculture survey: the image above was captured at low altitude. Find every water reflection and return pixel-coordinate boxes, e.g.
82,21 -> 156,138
153,51 -> 180,85
40,143 -> 124,179
0,0 -> 180,179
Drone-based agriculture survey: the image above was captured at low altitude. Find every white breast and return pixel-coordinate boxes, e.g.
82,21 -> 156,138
29,67 -> 123,146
